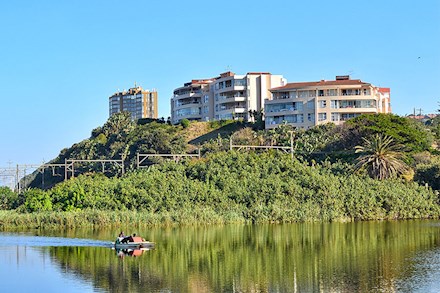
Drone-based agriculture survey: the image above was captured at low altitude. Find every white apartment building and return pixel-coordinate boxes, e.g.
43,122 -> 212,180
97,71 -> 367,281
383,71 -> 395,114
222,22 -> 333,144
171,71 -> 286,124
265,75 -> 391,129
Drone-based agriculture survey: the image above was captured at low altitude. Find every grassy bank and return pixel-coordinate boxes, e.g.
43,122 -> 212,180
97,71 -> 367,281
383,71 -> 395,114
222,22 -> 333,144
0,208 -> 247,229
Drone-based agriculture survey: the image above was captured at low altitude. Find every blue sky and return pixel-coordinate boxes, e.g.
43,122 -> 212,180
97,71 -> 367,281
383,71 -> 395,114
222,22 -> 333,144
0,0 -> 439,166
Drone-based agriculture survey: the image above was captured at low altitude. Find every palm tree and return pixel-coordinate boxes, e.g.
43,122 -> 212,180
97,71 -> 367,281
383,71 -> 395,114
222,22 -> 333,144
354,134 -> 408,180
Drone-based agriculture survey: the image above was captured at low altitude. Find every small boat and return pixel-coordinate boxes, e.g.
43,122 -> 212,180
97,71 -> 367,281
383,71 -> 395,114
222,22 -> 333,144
113,236 -> 155,249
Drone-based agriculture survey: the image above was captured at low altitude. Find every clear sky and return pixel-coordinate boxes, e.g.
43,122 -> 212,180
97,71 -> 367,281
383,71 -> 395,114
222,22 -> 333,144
0,0 -> 439,167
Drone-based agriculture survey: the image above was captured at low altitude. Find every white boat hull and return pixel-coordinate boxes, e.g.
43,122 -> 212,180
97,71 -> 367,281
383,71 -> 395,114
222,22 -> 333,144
113,241 -> 155,249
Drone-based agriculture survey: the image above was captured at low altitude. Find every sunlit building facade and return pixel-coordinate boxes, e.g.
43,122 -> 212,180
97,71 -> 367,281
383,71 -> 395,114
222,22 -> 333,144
265,75 -> 391,129
109,86 -> 158,120
171,71 -> 286,124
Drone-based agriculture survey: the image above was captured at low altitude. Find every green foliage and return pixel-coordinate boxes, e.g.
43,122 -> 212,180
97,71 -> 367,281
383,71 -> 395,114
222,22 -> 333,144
180,118 -> 190,129
208,119 -> 235,130
354,134 -> 408,180
414,157 -> 440,190
95,133 -> 107,145
20,189 -> 53,212
28,113 -> 188,188
0,187 -> 18,210
292,123 -> 341,153
11,152 -> 440,226
346,113 -> 433,152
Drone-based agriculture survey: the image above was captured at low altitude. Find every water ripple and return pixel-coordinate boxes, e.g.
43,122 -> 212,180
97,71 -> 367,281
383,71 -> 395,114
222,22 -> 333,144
0,233 -> 111,248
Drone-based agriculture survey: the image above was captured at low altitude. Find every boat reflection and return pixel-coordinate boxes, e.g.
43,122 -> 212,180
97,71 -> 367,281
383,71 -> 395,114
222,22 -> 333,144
115,247 -> 153,258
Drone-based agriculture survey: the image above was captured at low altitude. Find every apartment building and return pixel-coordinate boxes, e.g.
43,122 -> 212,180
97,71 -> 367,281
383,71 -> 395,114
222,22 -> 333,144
171,79 -> 215,124
265,75 -> 391,129
109,86 -> 158,120
171,71 -> 286,124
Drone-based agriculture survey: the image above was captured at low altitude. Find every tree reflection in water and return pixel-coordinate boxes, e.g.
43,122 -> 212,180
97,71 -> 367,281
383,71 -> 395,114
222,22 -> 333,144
46,221 -> 440,292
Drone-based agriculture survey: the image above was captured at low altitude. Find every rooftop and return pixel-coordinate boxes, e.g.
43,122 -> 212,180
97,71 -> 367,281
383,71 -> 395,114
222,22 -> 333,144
270,76 -> 371,91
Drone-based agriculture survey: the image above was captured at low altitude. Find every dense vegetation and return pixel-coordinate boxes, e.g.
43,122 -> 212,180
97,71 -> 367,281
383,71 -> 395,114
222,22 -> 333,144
2,151 -> 439,228
1,112 -> 440,228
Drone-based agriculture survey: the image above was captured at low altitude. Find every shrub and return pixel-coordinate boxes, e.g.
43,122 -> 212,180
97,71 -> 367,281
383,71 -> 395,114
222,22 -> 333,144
0,187 -> 18,210
180,119 -> 190,129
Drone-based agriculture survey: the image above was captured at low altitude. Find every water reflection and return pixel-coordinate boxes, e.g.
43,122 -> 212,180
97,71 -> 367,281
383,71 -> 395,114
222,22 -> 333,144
1,220 -> 440,292
115,247 -> 153,258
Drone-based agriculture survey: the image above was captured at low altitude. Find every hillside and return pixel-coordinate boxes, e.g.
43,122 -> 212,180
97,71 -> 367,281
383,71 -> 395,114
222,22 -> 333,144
23,112 -> 440,192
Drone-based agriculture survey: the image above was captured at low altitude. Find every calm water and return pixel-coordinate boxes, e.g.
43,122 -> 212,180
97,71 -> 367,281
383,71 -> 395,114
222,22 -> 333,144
1,221 -> 440,292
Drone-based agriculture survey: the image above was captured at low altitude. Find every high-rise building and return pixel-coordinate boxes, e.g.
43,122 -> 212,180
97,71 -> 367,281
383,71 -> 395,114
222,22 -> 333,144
109,86 -> 158,120
265,75 -> 391,129
171,71 -> 286,124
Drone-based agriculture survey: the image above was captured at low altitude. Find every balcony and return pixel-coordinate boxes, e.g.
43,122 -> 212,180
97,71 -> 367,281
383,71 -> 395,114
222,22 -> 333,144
216,106 -> 246,115
173,91 -> 203,100
217,95 -> 247,103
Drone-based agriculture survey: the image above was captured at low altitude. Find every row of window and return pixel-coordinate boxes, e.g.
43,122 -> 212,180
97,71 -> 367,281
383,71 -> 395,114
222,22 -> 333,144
215,91 -> 246,101
267,114 -> 305,125
267,112 -> 362,125
215,79 -> 247,90
318,99 -> 375,109
174,107 -> 201,117
273,88 -> 372,99
174,99 -> 201,107
215,103 -> 246,112
319,113 -> 361,122
173,88 -> 202,96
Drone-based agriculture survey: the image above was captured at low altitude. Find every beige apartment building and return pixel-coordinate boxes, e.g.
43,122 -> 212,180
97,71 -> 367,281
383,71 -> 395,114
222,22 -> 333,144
109,86 -> 158,120
265,75 -> 391,129
171,79 -> 215,124
171,71 -> 286,124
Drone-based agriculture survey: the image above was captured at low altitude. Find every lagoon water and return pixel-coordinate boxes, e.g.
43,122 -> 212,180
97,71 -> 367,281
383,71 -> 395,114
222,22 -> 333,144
1,221 -> 440,292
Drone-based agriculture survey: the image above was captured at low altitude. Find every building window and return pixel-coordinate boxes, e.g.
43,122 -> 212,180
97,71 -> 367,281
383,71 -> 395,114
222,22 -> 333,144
319,100 -> 327,108
331,100 -> 338,109
307,100 -> 315,109
307,113 -> 314,122
318,113 -> 327,121
326,89 -> 337,96
331,113 -> 340,122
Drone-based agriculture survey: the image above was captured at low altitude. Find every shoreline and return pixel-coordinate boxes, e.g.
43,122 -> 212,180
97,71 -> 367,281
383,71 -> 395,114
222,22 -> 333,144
1,209 -> 438,230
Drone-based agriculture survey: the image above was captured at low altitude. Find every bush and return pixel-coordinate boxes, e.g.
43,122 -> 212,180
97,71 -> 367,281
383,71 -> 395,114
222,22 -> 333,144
414,159 -> 440,190
180,119 -> 190,129
0,187 -> 18,210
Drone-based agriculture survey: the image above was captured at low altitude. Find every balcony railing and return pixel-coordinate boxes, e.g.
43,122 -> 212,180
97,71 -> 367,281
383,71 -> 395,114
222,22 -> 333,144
175,100 -> 201,107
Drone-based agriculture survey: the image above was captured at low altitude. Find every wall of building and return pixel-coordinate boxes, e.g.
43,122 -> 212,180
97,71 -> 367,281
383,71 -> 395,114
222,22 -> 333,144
109,86 -> 158,120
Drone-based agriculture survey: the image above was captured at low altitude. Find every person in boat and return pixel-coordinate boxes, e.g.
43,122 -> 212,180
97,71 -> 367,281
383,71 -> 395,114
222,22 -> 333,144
121,233 -> 136,243
116,231 -> 125,243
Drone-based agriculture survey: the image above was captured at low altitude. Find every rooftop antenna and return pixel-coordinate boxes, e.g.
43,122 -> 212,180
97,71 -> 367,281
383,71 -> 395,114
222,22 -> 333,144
134,81 -> 137,88
225,65 -> 231,72
413,108 -> 423,116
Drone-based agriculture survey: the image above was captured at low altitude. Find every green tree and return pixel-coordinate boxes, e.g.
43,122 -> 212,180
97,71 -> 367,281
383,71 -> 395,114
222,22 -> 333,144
354,134 -> 409,180
0,186 -> 18,210
345,113 -> 433,152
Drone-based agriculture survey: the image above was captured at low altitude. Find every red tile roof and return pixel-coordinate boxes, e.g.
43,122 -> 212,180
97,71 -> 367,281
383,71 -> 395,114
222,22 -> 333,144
378,87 -> 390,93
270,79 -> 370,91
